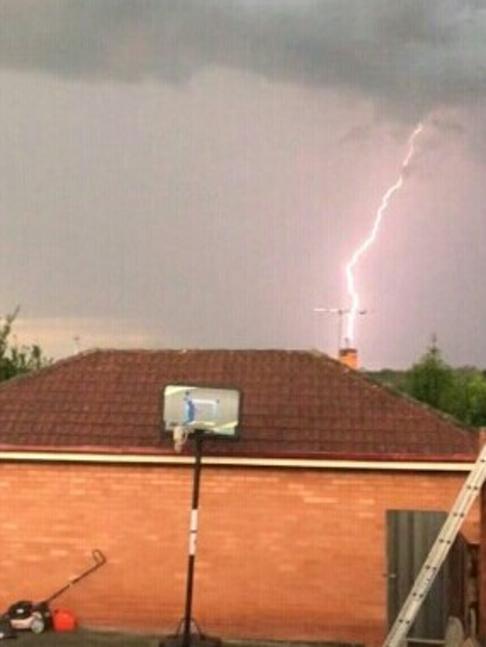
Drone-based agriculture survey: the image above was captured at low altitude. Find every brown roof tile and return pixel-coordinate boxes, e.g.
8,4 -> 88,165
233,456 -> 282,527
0,349 -> 477,460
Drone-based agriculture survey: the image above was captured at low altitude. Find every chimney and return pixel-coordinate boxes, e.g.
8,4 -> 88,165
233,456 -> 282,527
338,347 -> 358,370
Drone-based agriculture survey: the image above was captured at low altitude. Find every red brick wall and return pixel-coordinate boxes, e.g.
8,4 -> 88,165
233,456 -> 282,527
0,462 -> 478,646
480,487 -> 486,642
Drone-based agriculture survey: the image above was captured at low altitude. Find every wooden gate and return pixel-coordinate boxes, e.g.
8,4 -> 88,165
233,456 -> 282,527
386,510 -> 449,641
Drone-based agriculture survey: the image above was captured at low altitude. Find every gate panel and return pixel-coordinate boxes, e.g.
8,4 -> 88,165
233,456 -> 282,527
387,510 -> 449,640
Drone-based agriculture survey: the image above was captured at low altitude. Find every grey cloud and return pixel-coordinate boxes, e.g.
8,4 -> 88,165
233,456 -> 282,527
338,124 -> 374,144
430,116 -> 466,134
1,1 -> 486,118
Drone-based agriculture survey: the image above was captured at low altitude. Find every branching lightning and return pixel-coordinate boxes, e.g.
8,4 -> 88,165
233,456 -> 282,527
344,122 -> 424,345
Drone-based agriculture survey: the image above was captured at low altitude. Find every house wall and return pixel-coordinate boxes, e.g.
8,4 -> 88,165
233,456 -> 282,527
0,461 -> 478,646
480,489 -> 486,642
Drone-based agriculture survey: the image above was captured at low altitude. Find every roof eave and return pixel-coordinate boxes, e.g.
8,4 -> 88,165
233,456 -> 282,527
0,442 -> 477,464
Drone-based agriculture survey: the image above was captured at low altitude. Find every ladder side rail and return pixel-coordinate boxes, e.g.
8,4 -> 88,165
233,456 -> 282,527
384,460 -> 486,647
394,453 -> 486,604
384,510 -> 483,647
385,528 -> 463,647
383,446 -> 486,647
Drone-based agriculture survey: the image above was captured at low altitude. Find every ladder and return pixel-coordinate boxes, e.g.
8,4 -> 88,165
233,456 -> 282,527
383,443 -> 486,647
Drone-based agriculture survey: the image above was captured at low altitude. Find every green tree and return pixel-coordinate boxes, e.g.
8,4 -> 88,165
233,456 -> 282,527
369,342 -> 486,427
0,309 -> 51,381
444,368 -> 475,422
462,373 -> 486,426
404,340 -> 454,410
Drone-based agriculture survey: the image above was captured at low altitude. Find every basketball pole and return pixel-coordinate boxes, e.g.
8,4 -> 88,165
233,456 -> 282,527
182,429 -> 204,647
161,428 -> 221,647
161,386 -> 240,647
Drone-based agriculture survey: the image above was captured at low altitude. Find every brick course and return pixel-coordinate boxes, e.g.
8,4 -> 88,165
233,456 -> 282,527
0,461 -> 478,646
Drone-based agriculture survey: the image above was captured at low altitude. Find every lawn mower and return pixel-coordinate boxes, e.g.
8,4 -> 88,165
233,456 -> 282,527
1,549 -> 106,638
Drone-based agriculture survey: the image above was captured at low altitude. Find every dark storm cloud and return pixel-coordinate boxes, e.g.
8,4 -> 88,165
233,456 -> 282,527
1,1 -> 486,117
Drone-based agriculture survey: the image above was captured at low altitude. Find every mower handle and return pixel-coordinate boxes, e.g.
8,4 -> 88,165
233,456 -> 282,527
45,548 -> 107,604
92,549 -> 106,566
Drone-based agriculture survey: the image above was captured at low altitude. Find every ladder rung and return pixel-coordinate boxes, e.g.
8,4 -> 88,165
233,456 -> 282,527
382,444 -> 486,647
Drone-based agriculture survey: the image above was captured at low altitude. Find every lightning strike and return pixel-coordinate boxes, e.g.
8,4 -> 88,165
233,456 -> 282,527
344,122 -> 424,345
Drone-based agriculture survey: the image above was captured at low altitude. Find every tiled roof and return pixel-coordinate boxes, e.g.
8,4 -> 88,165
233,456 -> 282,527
0,349 -> 477,460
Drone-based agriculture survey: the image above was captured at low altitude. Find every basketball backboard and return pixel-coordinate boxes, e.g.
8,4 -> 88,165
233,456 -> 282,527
162,385 -> 240,438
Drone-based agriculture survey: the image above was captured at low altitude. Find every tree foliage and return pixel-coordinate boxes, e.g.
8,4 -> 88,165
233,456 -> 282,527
0,309 -> 51,382
404,341 -> 454,410
400,341 -> 486,427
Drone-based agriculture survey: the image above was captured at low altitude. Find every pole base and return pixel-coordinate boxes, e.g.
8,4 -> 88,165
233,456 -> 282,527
160,634 -> 222,647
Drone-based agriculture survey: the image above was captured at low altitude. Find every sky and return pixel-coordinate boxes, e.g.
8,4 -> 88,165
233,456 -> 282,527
1,1 -> 486,369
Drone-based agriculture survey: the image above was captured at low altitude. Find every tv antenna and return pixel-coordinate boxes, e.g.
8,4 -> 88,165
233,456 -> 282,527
313,307 -> 367,355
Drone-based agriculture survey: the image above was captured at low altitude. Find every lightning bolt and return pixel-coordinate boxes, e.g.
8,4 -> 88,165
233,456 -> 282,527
344,122 -> 424,346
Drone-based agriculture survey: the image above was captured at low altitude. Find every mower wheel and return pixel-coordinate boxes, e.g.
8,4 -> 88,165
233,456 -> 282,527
30,612 -> 45,634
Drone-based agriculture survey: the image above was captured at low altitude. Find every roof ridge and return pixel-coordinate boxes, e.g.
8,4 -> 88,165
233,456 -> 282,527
0,346 -> 477,458
0,346 -> 476,439
0,348 -> 329,395
39,347 -> 321,354
308,351 -> 477,438
363,371 -> 478,437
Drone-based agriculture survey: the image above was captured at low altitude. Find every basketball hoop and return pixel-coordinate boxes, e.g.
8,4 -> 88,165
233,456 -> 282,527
160,385 -> 241,647
173,425 -> 190,453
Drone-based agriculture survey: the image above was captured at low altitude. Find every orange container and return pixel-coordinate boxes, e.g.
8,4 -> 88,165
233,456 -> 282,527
52,609 -> 77,632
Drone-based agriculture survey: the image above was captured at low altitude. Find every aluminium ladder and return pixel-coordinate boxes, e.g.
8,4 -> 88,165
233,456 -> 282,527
383,443 -> 486,647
